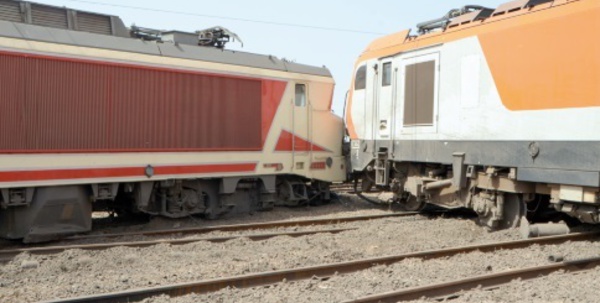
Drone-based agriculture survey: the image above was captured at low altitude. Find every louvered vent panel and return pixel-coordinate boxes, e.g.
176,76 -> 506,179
31,4 -> 68,29
77,12 -> 112,35
0,0 -> 22,22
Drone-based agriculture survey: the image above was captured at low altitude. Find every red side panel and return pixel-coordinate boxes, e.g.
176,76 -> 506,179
261,80 -> 287,146
274,130 -> 329,152
0,163 -> 258,182
0,50 -> 276,153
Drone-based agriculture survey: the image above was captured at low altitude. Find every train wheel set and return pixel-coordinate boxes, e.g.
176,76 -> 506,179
0,0 -> 599,242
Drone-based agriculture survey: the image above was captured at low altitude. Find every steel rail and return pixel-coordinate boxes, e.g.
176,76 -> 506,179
332,189 -> 356,194
330,184 -> 356,193
65,212 -> 418,241
0,228 -> 356,262
40,231 -> 600,303
344,256 -> 600,303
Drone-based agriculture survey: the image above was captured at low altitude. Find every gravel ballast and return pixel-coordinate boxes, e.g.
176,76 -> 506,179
0,194 -> 597,302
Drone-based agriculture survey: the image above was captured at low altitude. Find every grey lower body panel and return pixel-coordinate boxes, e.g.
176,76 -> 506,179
352,140 -> 600,187
0,186 -> 92,242
518,168 -> 600,188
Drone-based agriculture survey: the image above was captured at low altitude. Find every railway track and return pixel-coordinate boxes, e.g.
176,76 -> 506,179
0,213 -> 417,263
64,212 -> 417,242
330,183 -> 356,194
0,228 -> 355,263
344,256 -> 600,303
40,231 -> 600,303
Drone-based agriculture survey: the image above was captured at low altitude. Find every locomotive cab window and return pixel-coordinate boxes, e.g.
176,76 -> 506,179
295,84 -> 307,107
382,62 -> 392,87
354,65 -> 366,90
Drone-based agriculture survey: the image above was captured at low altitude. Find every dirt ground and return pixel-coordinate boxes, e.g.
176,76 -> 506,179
0,194 -> 598,303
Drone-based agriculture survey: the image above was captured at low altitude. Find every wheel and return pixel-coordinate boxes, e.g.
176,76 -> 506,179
477,193 -> 525,230
398,194 -> 426,212
497,194 -> 525,229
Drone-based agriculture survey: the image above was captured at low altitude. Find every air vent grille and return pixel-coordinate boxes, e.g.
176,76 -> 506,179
77,12 -> 112,35
0,0 -> 22,22
31,4 -> 68,29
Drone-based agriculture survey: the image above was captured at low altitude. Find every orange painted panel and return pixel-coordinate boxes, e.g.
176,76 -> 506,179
479,3 -> 600,111
364,30 -> 410,53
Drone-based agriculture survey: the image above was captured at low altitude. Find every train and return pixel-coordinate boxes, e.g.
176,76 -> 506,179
2,0 -> 599,242
0,0 -> 346,242
346,0 -> 600,230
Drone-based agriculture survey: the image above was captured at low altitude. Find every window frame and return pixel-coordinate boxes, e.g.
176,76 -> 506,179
354,65 -> 367,91
382,62 -> 392,87
396,51 -> 440,135
403,60 -> 436,127
295,83 -> 307,107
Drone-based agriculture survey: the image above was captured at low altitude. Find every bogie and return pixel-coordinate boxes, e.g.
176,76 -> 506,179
0,174 -> 338,242
352,160 -> 575,230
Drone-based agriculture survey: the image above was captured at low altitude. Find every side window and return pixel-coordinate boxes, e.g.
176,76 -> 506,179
354,65 -> 366,90
382,62 -> 392,87
403,60 -> 436,126
295,84 -> 306,107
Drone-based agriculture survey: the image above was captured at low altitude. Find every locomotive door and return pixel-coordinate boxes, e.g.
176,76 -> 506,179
292,83 -> 310,172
